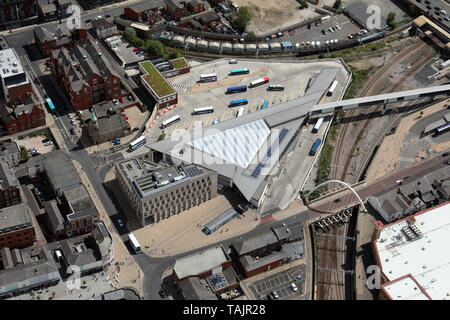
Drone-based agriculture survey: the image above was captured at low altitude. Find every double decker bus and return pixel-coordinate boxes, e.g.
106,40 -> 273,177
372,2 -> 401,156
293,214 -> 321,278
129,136 -> 147,151
261,100 -> 269,110
312,117 -> 324,133
46,98 -> 56,114
249,77 -> 269,88
192,106 -> 214,115
229,98 -> 248,107
236,107 -> 245,117
226,85 -> 247,94
268,84 -> 284,91
229,67 -> 249,75
160,115 -> 180,129
199,73 -> 218,82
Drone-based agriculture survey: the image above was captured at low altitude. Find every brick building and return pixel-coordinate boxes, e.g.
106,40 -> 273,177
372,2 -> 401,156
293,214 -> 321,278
0,203 -> 35,249
0,0 -> 37,25
0,160 -> 21,209
34,24 -> 72,57
164,0 -> 207,20
124,2 -> 164,25
0,95 -> 46,135
50,37 -> 121,110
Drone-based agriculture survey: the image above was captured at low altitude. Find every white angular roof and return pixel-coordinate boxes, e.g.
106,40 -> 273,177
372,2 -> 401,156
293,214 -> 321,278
187,119 -> 270,169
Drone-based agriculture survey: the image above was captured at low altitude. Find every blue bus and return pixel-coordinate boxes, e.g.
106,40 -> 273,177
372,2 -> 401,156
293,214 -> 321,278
46,98 -> 56,113
261,100 -> 269,110
226,85 -> 247,94
229,98 -> 248,107
310,138 -> 321,156
230,68 -> 249,75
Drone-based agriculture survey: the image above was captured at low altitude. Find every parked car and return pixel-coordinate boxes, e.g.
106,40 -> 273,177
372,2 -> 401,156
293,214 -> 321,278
294,274 -> 303,282
127,95 -> 134,101
68,114 -> 73,119
70,128 -> 75,135
290,283 -> 298,292
271,290 -> 279,299
132,127 -> 139,132
44,141 -> 53,146
71,119 -> 76,125
334,198 -> 341,203
42,138 -> 50,143
124,74 -> 129,79
443,152 -> 450,157
120,98 -> 125,103
117,219 -> 124,227
113,99 -> 119,105
105,14 -> 111,18
159,288 -> 167,298
85,18 -> 92,23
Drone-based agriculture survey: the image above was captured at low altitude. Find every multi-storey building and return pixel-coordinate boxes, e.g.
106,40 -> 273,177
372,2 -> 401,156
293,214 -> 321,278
124,2 -> 165,25
0,48 -> 32,104
50,37 -> 121,110
0,95 -> 46,134
0,0 -> 37,26
0,203 -> 35,249
116,156 -> 217,226
34,23 -> 72,57
0,140 -> 20,167
0,160 -> 21,209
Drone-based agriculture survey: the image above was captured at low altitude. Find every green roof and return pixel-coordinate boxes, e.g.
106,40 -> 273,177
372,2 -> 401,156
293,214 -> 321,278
140,61 -> 175,98
170,57 -> 188,70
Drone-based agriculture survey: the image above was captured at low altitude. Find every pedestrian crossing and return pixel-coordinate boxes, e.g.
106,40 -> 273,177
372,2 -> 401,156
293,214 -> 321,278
171,83 -> 189,91
400,156 -> 414,163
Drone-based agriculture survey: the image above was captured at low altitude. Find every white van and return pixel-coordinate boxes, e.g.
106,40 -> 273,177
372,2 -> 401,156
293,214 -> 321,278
229,58 -> 238,64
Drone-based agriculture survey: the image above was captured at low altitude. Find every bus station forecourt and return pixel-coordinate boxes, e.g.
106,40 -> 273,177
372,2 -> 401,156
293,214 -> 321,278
145,58 -> 350,141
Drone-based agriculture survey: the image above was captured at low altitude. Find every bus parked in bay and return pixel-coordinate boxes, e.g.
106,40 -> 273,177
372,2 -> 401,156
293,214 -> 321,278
199,73 -> 218,82
192,106 -> 214,115
327,80 -> 338,96
230,67 -> 249,75
261,100 -> 269,110
160,115 -> 180,129
229,98 -> 248,107
268,84 -> 284,91
249,77 -> 269,88
226,85 -> 247,94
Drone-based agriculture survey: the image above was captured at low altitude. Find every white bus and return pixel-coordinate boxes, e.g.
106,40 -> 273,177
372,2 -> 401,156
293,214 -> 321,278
128,233 -> 141,254
249,77 -> 269,88
268,84 -> 284,91
237,107 -> 245,117
192,106 -> 214,115
312,117 -> 324,133
199,73 -> 218,82
160,115 -> 180,129
129,136 -> 147,151
327,80 -> 338,96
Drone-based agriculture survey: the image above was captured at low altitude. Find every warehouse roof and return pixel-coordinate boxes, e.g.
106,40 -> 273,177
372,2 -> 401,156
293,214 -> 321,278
375,202 -> 450,300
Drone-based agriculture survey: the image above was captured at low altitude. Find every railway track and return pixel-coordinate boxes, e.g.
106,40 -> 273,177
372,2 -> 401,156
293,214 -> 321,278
330,39 -> 435,183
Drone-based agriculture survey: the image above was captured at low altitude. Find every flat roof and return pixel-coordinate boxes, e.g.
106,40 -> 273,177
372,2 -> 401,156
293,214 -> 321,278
382,274 -> 431,300
170,57 -> 189,69
173,246 -> 228,279
139,61 -> 175,98
375,202 -> 450,300
0,203 -> 32,233
0,48 -> 25,79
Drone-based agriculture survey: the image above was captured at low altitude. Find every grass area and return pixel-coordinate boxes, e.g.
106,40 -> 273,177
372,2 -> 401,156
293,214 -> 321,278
344,66 -> 375,100
170,57 -> 188,69
140,61 -> 175,98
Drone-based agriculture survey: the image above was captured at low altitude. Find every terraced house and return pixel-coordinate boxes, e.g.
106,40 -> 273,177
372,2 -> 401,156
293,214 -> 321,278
50,37 -> 121,110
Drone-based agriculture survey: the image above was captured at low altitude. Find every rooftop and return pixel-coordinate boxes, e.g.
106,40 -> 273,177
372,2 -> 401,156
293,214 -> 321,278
0,203 -> 32,234
375,202 -> 450,300
34,24 -> 71,44
170,57 -> 189,69
63,185 -> 98,220
0,160 -> 19,190
0,48 -> 25,80
173,245 -> 229,280
0,140 -> 19,157
139,61 -> 176,98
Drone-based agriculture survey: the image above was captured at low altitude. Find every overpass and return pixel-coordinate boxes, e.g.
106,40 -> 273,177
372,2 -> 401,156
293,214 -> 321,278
309,84 -> 450,115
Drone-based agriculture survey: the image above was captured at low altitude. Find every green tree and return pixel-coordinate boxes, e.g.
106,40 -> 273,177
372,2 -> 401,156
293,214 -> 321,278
157,132 -> 166,141
232,6 -> 251,33
124,27 -> 136,42
297,0 -> 308,9
168,49 -> 182,59
145,40 -> 164,56
387,12 -> 397,28
134,37 -> 144,47
333,0 -> 342,9
20,146 -> 30,162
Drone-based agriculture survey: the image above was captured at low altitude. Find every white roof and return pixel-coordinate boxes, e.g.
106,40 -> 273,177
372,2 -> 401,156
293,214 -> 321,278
173,246 -> 228,279
0,48 -> 25,79
383,275 -> 431,300
375,202 -> 450,300
186,119 -> 270,169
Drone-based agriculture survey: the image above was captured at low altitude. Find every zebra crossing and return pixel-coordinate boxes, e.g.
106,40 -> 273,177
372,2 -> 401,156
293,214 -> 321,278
400,156 -> 415,164
171,83 -> 189,91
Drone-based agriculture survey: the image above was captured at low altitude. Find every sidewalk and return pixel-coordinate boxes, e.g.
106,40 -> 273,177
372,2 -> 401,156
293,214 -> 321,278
72,160 -> 144,297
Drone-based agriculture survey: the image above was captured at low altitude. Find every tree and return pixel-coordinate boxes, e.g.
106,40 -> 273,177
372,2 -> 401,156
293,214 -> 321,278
168,49 -> 182,59
124,27 -> 136,42
145,40 -> 164,56
297,0 -> 308,9
333,0 -> 342,9
233,6 -> 251,33
387,12 -> 397,28
134,37 -> 144,47
20,146 -> 30,162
